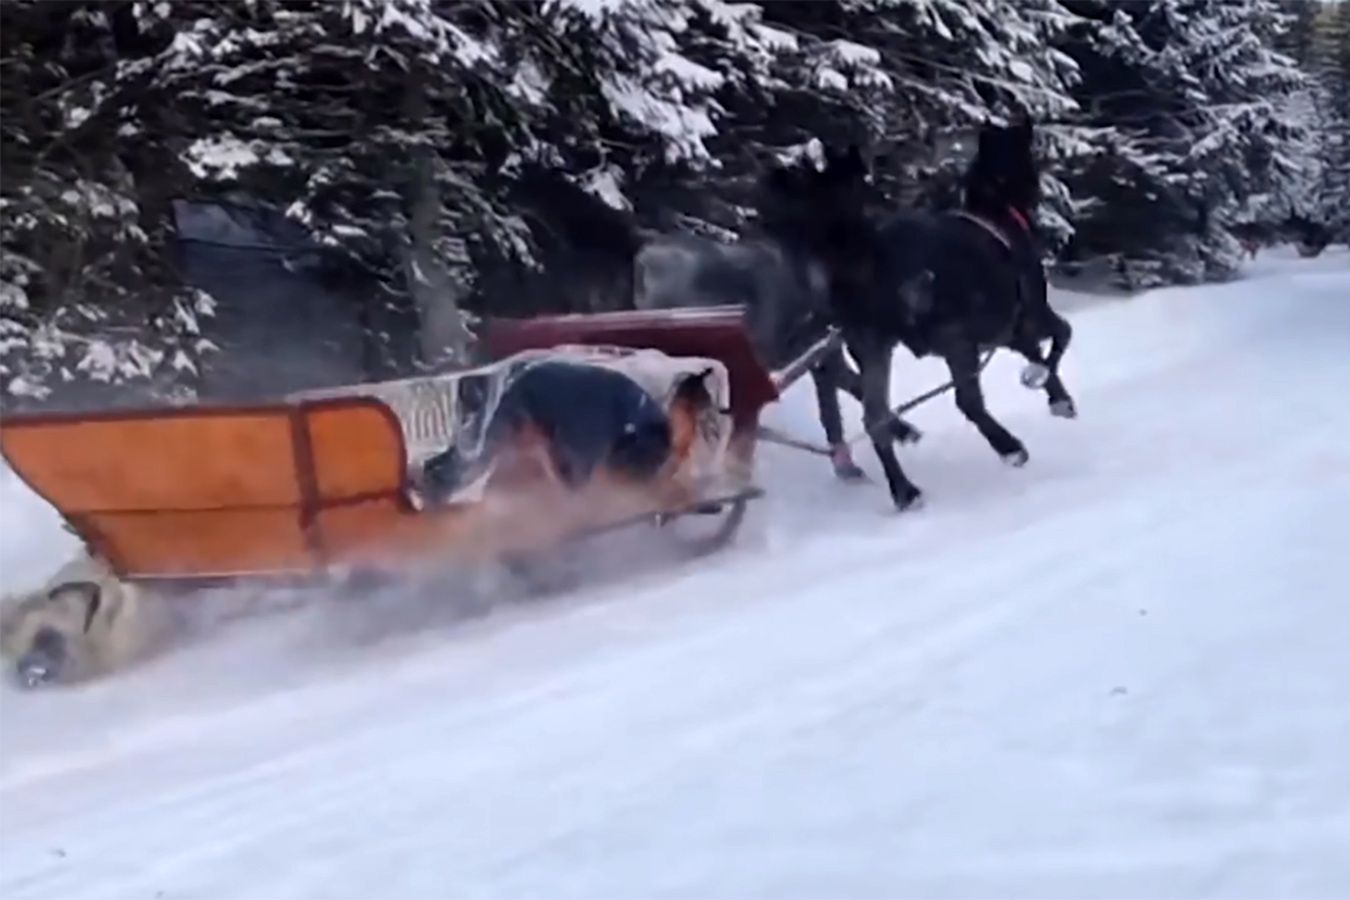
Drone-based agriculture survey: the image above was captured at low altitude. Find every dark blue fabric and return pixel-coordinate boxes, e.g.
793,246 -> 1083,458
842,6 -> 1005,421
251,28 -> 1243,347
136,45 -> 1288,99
424,361 -> 672,497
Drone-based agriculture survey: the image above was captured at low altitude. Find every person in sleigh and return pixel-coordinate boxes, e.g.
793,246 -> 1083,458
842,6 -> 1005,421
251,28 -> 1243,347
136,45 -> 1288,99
416,359 -> 717,506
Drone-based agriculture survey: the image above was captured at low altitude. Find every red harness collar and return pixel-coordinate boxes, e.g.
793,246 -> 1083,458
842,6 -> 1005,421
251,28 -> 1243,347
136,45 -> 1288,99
953,205 -> 1031,252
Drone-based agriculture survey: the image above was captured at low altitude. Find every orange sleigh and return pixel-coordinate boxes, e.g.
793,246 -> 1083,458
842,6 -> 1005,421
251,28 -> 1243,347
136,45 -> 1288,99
0,307 -> 837,589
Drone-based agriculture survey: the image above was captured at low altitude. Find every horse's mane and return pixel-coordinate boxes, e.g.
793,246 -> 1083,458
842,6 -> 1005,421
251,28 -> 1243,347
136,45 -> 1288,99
962,118 -> 1041,220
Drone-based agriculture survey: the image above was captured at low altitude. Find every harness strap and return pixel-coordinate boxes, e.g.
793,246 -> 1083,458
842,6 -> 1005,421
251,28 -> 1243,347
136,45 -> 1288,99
952,205 -> 1032,251
951,211 -> 1012,252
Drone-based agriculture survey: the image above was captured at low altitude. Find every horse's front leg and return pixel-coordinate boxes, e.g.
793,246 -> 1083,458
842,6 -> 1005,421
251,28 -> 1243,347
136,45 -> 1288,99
1011,325 -> 1075,419
1039,310 -> 1077,418
940,336 -> 1028,466
1015,268 -> 1077,420
809,361 -> 866,481
826,346 -> 924,446
850,333 -> 923,510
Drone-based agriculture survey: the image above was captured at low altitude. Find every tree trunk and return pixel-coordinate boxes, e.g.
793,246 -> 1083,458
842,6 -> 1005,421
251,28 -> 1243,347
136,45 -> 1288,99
401,69 -> 471,369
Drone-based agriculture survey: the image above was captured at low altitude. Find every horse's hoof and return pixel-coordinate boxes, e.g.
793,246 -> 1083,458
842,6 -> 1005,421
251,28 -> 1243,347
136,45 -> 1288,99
831,444 -> 867,482
18,663 -> 52,690
834,462 -> 867,482
892,419 -> 923,445
1050,399 -> 1077,419
1020,363 -> 1050,389
1002,448 -> 1030,468
893,488 -> 925,511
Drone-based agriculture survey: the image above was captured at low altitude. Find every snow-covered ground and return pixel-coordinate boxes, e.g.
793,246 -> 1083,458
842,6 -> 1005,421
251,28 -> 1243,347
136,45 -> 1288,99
2,248 -> 1349,899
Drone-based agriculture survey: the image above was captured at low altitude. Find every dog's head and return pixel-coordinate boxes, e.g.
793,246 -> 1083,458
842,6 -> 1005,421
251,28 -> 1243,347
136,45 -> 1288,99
0,581 -> 102,688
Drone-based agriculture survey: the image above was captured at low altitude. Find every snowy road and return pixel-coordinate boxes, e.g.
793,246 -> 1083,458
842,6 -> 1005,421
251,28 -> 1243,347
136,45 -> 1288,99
2,250 -> 1349,899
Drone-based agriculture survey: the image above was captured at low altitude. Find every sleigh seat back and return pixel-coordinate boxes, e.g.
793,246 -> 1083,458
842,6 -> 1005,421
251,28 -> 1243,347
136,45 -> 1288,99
0,398 -> 406,580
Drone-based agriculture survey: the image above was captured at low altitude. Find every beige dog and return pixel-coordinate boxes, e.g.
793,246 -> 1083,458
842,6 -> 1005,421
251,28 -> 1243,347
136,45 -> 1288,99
0,553 -> 175,688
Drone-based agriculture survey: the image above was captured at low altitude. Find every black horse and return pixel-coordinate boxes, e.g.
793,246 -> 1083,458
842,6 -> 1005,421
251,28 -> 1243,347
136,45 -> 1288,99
634,146 -> 921,480
769,121 -> 1078,510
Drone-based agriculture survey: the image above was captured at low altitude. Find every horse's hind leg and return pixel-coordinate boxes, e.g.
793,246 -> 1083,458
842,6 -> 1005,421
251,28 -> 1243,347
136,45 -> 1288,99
941,337 -> 1029,466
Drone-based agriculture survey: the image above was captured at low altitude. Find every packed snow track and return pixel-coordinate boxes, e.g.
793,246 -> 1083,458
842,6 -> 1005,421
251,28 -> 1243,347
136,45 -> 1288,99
2,250 -> 1349,899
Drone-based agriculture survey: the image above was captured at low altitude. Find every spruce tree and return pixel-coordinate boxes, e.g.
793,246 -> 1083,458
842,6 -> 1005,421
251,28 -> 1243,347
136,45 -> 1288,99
0,1 -> 215,407
1056,0 -> 1316,286
1313,0 -> 1350,237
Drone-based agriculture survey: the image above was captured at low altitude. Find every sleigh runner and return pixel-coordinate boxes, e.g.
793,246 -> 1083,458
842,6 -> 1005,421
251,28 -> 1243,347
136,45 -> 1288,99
0,306 -> 827,592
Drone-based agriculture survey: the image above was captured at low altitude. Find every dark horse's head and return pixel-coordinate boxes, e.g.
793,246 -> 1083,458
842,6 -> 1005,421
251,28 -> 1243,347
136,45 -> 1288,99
496,165 -> 645,313
756,143 -> 882,320
964,118 -> 1040,223
757,143 -> 871,246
